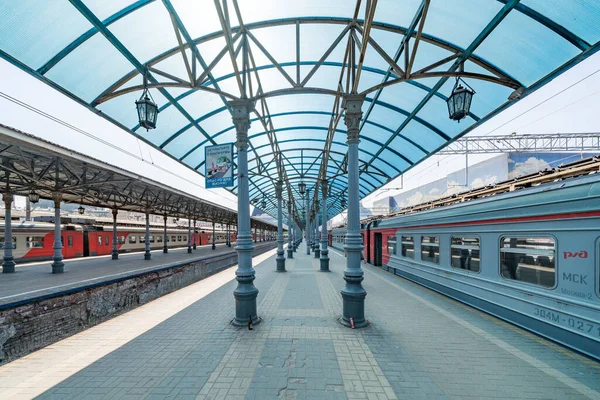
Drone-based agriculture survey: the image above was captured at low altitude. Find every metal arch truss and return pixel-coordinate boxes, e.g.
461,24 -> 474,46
436,133 -> 600,155
26,0 -> 595,225
0,125 -> 275,231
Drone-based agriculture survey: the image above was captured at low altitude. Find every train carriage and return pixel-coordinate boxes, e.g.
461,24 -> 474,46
332,160 -> 600,361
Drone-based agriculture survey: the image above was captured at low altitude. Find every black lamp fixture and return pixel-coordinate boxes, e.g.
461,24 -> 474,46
135,71 -> 159,131
298,181 -> 306,195
447,77 -> 475,122
341,198 -> 346,208
261,199 -> 267,209
78,205 -> 85,215
28,190 -> 40,204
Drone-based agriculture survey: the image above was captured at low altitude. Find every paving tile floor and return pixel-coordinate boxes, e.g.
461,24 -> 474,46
0,243 -> 599,399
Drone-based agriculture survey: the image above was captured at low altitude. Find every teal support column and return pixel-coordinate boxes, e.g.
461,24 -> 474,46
341,95 -> 368,328
144,209 -> 151,260
320,181 -> 330,272
287,202 -> 294,259
163,214 -> 168,254
2,192 -> 15,273
193,217 -> 197,250
51,192 -> 64,273
212,221 -> 216,250
305,189 -> 311,255
112,208 -> 119,260
231,99 -> 259,326
314,201 -> 320,258
187,213 -> 192,254
276,181 -> 286,272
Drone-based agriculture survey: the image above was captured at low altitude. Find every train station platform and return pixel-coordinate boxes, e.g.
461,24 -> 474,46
1,244 -> 599,400
0,242 -> 265,308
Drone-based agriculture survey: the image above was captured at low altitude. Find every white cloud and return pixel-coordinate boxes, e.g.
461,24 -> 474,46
508,157 -> 551,179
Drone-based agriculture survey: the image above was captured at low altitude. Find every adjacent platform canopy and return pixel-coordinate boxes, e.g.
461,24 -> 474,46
0,0 -> 598,225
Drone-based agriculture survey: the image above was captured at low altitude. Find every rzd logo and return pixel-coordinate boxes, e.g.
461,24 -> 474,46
563,251 -> 588,259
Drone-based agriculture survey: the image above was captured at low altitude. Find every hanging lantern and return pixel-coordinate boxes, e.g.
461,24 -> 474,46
298,181 -> 306,195
78,205 -> 85,215
28,190 -> 40,204
261,199 -> 267,209
341,198 -> 346,208
135,72 -> 159,131
447,77 -> 475,122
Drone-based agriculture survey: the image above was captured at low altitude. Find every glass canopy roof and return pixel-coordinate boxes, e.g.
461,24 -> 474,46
0,0 -> 598,224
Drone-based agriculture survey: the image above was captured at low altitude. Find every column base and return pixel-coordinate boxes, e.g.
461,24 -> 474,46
320,257 -> 330,272
144,252 -> 151,260
340,287 -> 368,328
2,258 -> 15,273
163,247 -> 168,254
314,249 -> 320,258
112,252 -> 119,260
212,244 -> 216,250
52,260 -> 64,274
276,257 -> 286,272
232,284 -> 260,326
187,247 -> 192,254
193,244 -> 197,250
287,248 -> 294,258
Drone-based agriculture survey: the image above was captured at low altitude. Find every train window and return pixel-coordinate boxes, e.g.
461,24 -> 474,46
97,236 -> 102,246
149,236 -> 154,243
451,237 -> 480,272
105,236 -> 109,246
68,236 -> 73,248
171,236 -> 176,242
500,237 -> 555,288
177,235 -> 182,242
387,236 -> 396,255
157,236 -> 162,243
26,236 -> 44,248
140,236 -> 146,244
400,236 -> 414,259
0,237 -> 16,249
129,236 -> 136,244
117,236 -> 125,244
421,236 -> 440,264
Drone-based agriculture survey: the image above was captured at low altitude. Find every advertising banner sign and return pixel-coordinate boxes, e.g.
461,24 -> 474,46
205,143 -> 234,188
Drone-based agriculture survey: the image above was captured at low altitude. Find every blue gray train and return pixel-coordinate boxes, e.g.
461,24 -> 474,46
330,158 -> 600,360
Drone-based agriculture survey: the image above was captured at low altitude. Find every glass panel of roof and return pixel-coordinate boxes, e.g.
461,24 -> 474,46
300,23 -> 349,64
366,103 -> 407,131
359,136 -> 387,156
376,82 -> 427,115
401,120 -> 446,151
178,90 -> 225,122
358,68 -> 389,94
248,25 -> 297,65
0,0 -> 92,70
266,94 -> 335,115
152,50 -> 194,83
82,0 -> 139,22
368,28 -> 403,61
422,0 -> 503,50
474,10 -> 580,87
255,66 -> 296,94
417,97 -> 466,138
236,0 -> 358,25
388,135 -> 427,162
170,0 -> 224,42
46,33 -> 135,103
108,1 -> 178,64
302,65 -> 343,91
373,0 -> 424,32
409,41 -> 457,77
522,0 -> 600,45
196,36 -> 228,70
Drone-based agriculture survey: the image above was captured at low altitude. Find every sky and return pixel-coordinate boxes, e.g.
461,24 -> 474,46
0,45 -> 599,223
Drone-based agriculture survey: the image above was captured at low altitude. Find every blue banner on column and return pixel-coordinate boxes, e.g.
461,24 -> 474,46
205,143 -> 234,188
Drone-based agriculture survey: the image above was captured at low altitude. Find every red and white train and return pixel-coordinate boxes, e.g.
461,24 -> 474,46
0,219 -> 242,263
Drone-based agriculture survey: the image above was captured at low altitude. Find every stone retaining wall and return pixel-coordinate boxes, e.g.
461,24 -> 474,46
0,243 -> 276,364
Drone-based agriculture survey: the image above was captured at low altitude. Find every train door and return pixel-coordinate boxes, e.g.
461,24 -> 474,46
374,232 -> 382,267
83,231 -> 89,257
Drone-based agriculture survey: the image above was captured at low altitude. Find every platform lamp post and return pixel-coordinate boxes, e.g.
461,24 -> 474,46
230,99 -> 259,326
341,94 -> 368,328
320,181 -> 329,272
111,208 -> 119,260
2,188 -> 15,273
275,180 -> 286,272
51,192 -> 64,273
